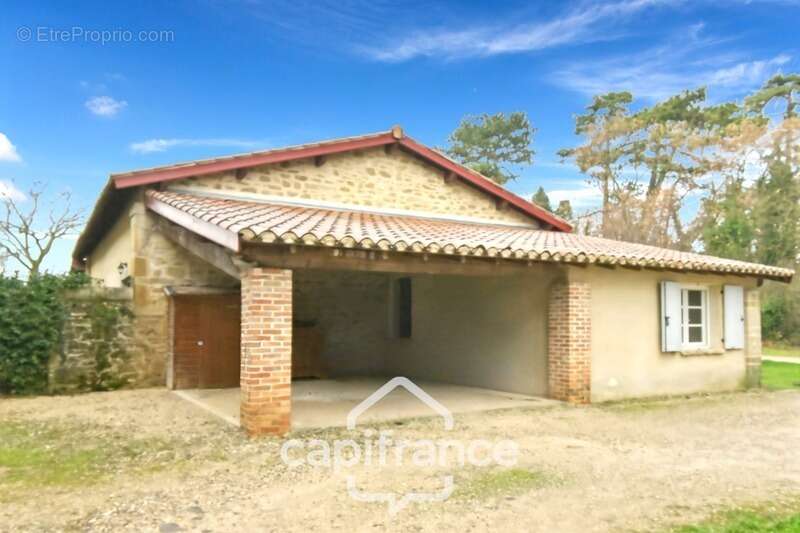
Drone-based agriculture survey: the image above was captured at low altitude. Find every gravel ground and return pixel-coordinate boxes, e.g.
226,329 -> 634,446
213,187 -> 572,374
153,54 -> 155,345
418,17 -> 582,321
1,388 -> 800,532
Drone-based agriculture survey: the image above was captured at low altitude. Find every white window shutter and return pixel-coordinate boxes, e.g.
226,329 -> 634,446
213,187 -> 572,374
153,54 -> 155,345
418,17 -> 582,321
724,285 -> 745,349
660,281 -> 681,352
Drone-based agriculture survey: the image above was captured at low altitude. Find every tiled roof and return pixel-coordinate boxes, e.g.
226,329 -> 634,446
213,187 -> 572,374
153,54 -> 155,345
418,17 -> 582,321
112,130 -> 395,180
147,190 -> 794,281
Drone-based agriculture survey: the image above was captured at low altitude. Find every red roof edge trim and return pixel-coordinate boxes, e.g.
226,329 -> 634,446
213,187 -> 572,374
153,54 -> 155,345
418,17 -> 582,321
398,137 -> 572,232
112,128 -> 570,232
114,133 -> 398,189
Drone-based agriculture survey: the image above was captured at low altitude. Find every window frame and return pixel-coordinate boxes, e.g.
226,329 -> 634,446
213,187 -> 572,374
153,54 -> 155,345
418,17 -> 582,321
679,285 -> 710,350
389,277 -> 412,339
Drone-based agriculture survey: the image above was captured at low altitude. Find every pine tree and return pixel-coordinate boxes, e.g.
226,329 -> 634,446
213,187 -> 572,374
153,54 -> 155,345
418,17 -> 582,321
532,187 -> 552,212
555,200 -> 573,221
753,155 -> 800,267
446,112 -> 535,185
701,179 -> 755,261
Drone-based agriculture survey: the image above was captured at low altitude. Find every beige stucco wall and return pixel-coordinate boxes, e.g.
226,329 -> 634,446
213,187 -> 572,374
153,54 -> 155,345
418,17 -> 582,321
86,204 -> 133,288
169,146 -> 538,227
383,272 -> 556,395
572,266 -> 758,402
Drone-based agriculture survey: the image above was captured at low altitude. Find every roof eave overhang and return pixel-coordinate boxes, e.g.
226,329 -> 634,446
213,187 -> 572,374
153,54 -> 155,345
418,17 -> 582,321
145,194 -> 240,252
145,189 -> 795,283
71,180 -> 134,268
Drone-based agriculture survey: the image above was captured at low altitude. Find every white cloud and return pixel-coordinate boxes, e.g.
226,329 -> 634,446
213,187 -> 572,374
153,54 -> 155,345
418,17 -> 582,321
85,95 -> 127,117
552,25 -> 792,101
707,54 -> 791,87
130,138 -> 266,154
0,180 -> 25,201
0,133 -> 22,163
361,0 -> 680,61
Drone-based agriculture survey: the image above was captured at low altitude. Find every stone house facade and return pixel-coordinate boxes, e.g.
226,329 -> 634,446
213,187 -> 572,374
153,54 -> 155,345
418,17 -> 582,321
73,127 -> 793,436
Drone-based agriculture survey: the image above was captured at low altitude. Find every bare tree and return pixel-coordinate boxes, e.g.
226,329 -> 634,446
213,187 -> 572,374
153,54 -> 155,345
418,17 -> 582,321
0,182 -> 84,277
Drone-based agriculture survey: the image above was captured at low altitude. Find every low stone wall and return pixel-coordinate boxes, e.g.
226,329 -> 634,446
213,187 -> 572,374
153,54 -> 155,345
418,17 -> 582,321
49,287 -> 136,393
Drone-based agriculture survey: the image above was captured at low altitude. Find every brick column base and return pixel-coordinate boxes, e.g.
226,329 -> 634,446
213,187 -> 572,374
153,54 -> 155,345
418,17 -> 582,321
745,288 -> 762,389
548,281 -> 591,404
240,268 -> 292,436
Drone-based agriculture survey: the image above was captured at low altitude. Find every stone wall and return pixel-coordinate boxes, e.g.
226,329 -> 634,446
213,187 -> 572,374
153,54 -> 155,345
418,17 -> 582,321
293,269 -> 390,375
170,146 -> 538,227
745,288 -> 762,388
49,287 -> 135,393
129,198 -> 239,386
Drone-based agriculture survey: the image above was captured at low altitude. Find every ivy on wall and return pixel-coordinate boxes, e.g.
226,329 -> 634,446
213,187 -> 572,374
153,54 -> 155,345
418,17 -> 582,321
0,273 -> 85,394
0,273 -> 132,395
75,293 -> 133,392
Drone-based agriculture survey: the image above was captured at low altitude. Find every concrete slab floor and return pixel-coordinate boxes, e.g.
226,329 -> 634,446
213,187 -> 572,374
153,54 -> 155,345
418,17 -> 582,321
173,377 -> 557,429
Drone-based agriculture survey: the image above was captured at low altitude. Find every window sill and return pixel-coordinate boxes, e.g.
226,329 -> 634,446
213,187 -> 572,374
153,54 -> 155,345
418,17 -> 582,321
678,348 -> 725,357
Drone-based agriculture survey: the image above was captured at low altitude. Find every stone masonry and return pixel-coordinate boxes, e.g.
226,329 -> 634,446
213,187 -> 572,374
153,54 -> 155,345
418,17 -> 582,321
745,288 -> 762,388
129,198 -> 239,386
548,281 -> 591,404
171,146 -> 538,227
240,268 -> 293,436
49,287 -> 135,393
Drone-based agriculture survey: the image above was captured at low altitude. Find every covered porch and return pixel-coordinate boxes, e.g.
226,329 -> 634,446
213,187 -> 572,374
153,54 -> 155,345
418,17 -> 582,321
166,260 -> 576,436
150,190 -> 596,436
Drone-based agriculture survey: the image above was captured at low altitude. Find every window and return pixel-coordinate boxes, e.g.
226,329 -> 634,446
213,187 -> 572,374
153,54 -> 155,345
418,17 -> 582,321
660,281 -> 711,353
390,277 -> 412,339
680,287 -> 708,349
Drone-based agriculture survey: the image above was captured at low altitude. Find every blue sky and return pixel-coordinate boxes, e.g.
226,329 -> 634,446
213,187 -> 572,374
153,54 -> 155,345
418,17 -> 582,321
1,0 -> 798,272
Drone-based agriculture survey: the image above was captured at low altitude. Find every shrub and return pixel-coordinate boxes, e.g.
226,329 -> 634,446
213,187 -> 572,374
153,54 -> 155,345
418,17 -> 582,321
762,281 -> 800,345
0,272 -> 88,395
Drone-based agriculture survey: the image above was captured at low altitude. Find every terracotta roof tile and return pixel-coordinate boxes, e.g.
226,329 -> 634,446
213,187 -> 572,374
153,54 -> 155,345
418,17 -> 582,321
147,190 -> 794,281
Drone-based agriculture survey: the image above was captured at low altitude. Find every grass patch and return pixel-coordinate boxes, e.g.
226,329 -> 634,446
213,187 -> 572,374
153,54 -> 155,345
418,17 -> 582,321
764,344 -> 800,358
671,506 -> 800,532
455,468 -> 553,500
0,420 -> 182,500
761,360 -> 800,390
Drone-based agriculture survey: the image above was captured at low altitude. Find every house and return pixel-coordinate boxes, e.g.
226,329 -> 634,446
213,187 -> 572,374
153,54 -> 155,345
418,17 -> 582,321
72,126 -> 794,436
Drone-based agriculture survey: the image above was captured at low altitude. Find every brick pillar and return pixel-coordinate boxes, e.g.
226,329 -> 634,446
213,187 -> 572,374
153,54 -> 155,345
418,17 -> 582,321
548,281 -> 591,404
240,268 -> 292,436
744,288 -> 762,388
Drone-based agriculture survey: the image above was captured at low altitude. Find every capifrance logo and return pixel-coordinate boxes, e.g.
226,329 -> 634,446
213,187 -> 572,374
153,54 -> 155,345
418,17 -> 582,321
280,377 -> 519,515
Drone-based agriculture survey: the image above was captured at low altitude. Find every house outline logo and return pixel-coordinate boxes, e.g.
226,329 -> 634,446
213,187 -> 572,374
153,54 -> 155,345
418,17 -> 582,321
346,376 -> 454,430
345,376 -> 455,515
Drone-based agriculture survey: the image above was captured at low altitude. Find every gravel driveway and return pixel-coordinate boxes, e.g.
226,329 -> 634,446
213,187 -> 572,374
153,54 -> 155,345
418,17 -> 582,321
1,388 -> 799,532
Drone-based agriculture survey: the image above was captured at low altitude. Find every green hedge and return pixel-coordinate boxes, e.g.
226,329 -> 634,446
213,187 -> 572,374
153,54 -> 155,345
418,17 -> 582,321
762,281 -> 800,345
0,273 -> 88,394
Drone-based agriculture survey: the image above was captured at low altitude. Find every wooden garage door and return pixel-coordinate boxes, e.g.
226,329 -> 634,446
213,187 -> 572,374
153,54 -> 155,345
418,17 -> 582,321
172,293 -> 240,389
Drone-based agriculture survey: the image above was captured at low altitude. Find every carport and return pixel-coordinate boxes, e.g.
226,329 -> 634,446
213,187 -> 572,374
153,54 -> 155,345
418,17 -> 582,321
153,190 -> 571,436
165,262 -> 559,434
